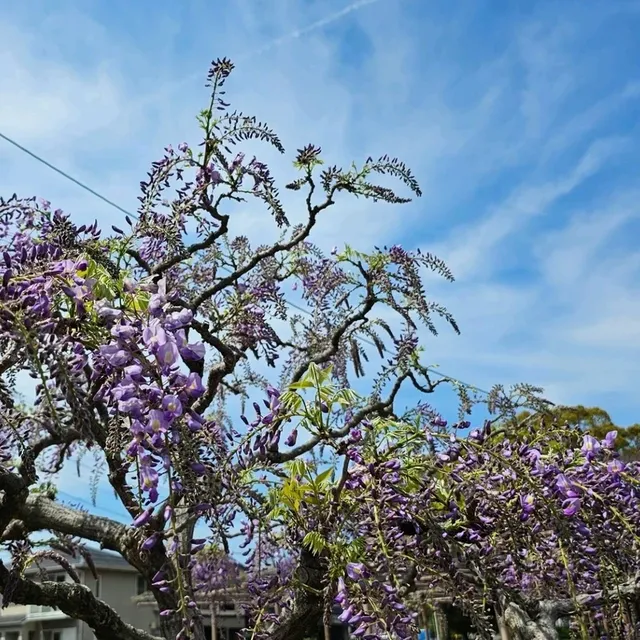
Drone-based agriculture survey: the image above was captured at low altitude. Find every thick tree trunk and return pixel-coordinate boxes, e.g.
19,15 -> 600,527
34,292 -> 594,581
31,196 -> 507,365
0,562 -> 162,640
159,617 -> 187,640
502,603 -> 558,640
269,548 -> 327,640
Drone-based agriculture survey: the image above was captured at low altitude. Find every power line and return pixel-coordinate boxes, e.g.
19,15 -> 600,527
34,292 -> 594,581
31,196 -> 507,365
0,131 -> 490,396
0,133 -> 132,218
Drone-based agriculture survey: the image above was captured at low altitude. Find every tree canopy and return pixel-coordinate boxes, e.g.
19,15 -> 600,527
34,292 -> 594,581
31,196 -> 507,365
1,59 -> 639,640
505,405 -> 640,462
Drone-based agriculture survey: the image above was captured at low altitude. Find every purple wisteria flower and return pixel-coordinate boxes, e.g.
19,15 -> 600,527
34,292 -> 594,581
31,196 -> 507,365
147,409 -> 168,434
157,340 -> 180,368
346,562 -> 370,581
162,395 -> 182,418
142,320 -> 168,353
581,434 -> 601,460
184,372 -> 205,399
562,497 -> 581,517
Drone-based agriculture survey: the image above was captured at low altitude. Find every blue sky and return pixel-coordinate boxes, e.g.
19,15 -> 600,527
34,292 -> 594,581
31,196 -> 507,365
1,0 -> 640,528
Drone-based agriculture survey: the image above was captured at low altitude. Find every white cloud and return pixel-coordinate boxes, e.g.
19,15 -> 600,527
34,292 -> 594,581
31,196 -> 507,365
427,136 -> 629,281
535,190 -> 640,290
238,0 -> 384,60
418,183 -> 640,420
0,22 -> 131,150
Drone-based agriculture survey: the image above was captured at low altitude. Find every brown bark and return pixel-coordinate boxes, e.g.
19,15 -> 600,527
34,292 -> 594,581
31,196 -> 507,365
502,602 -> 557,640
269,548 -> 327,640
495,606 -> 512,640
0,487 -> 186,640
501,575 -> 640,640
0,467 -> 29,534
11,494 -> 136,552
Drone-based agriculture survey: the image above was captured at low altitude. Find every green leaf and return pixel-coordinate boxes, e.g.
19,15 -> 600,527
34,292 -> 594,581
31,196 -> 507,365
333,388 -> 359,406
280,390 -> 303,411
318,364 -> 334,384
307,363 -> 323,387
288,380 -> 315,390
346,537 -> 366,561
314,467 -> 333,488
302,531 -> 326,555
280,478 -> 303,512
287,460 -> 309,478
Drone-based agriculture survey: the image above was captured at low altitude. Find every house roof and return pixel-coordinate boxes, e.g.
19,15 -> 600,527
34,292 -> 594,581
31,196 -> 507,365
21,548 -> 136,574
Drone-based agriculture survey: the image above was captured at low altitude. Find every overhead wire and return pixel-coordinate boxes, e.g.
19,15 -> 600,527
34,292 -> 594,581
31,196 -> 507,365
0,133 -> 132,217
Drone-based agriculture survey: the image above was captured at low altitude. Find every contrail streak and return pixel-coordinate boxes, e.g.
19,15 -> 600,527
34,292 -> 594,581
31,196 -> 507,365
236,0 -> 382,60
139,0 -> 384,106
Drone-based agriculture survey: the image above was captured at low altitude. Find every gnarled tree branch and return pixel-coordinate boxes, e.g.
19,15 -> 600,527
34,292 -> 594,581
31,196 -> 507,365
0,561 -> 162,640
7,495 -> 136,554
189,187 -> 337,311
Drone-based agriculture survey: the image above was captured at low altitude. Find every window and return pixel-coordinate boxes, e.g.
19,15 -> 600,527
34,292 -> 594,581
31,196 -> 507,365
93,575 -> 101,598
55,574 -> 66,582
43,632 -> 62,640
136,575 -> 149,595
220,602 -> 235,611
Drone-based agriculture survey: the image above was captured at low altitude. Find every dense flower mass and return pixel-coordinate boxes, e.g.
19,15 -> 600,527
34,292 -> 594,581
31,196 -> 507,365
235,394 -> 640,639
1,57 -> 639,640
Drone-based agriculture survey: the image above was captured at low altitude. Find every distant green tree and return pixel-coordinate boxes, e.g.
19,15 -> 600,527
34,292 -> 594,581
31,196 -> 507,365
506,405 -> 640,461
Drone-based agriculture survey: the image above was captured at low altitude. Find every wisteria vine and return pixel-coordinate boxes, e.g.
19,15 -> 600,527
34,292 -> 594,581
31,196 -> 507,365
0,57 -> 638,640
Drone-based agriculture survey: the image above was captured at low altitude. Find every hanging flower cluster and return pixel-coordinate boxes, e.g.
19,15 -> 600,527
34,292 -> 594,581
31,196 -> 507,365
328,419 -> 640,638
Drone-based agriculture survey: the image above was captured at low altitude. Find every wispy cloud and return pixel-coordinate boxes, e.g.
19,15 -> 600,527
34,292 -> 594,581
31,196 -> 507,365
133,0 -> 386,113
431,135 -> 629,280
